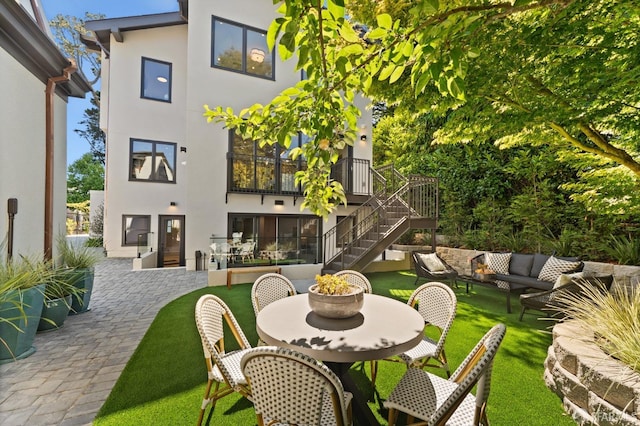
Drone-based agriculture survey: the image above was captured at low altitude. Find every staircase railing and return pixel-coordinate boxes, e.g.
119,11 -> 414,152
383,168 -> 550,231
323,170 -> 438,268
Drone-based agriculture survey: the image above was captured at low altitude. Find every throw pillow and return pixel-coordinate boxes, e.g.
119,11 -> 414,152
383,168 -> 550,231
485,252 -> 511,275
418,252 -> 446,272
549,272 -> 584,301
538,256 -> 582,283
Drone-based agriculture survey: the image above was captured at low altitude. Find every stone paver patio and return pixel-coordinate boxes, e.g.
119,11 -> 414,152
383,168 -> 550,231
0,258 -> 208,425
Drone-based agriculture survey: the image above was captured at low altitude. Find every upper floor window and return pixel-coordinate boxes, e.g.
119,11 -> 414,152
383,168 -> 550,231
211,17 -> 274,79
141,57 -> 172,102
129,139 -> 176,183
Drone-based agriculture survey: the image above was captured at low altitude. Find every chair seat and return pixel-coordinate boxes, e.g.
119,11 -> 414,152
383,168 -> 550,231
211,349 -> 251,386
265,391 -> 353,426
397,336 -> 438,365
384,368 -> 477,425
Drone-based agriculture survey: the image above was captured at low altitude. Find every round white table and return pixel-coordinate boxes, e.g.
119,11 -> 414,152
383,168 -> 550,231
257,293 -> 424,363
256,293 -> 424,425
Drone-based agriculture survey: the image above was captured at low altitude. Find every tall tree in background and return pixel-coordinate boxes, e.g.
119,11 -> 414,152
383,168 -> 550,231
67,153 -> 104,203
49,13 -> 103,91
75,91 -> 105,164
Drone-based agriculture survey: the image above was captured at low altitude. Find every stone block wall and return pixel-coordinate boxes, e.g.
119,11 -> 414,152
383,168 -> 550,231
546,321 -> 640,425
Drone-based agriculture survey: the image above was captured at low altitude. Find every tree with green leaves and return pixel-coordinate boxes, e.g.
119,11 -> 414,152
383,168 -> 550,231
205,0 -> 637,220
67,153 -> 104,203
75,91 -> 105,164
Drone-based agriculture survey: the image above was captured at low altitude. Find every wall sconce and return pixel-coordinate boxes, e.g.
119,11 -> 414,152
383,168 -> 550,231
360,134 -> 367,142
180,146 -> 187,153
274,200 -> 284,206
170,201 -> 177,206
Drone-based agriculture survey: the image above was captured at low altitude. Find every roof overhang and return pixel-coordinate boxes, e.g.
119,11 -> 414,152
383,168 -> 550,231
0,0 -> 92,99
83,12 -> 187,57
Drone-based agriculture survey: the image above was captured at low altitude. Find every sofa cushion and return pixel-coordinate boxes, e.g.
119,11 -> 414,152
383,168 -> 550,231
538,256 -> 582,283
509,253 -> 534,277
417,252 -> 446,272
494,273 -> 552,290
485,252 -> 511,274
530,253 -> 550,278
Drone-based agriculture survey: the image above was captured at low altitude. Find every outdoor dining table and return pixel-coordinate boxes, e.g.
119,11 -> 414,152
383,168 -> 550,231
256,292 -> 425,425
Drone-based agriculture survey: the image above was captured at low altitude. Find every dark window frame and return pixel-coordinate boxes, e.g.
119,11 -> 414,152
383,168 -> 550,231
210,16 -> 275,80
140,57 -> 172,103
129,138 -> 177,184
227,131 -> 307,193
122,214 -> 151,246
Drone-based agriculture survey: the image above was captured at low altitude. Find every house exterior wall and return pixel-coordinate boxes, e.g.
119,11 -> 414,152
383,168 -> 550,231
0,47 -> 68,259
98,0 -> 372,269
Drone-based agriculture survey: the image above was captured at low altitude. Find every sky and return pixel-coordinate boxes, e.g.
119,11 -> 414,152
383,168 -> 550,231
40,0 -> 180,165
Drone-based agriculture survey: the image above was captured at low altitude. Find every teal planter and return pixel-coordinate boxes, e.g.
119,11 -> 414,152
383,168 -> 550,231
38,295 -> 72,332
0,284 -> 45,364
70,268 -> 94,314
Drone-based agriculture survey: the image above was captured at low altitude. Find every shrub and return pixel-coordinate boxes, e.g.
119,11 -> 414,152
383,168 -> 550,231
604,235 -> 640,265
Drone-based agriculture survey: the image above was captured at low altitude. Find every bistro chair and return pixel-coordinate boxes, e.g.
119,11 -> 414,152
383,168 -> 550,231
194,294 -> 253,426
251,273 -> 297,345
384,323 -> 506,426
373,282 -> 457,388
334,269 -> 372,293
412,251 -> 459,288
241,346 -> 353,426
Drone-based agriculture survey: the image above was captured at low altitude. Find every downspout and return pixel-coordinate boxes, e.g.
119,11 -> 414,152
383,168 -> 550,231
45,60 -> 77,261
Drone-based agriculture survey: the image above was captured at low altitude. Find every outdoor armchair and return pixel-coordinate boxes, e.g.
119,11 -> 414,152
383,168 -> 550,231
241,346 -> 353,426
194,294 -> 253,426
384,323 -> 506,426
519,274 -> 613,321
412,251 -> 459,287
373,282 -> 457,388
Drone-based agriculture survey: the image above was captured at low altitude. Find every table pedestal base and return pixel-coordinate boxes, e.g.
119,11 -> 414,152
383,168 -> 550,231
325,362 -> 380,426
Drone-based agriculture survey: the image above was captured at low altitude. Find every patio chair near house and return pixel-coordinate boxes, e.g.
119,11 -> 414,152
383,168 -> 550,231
372,282 -> 457,388
238,241 -> 256,263
251,273 -> 296,346
412,250 -> 459,287
194,295 -> 253,425
241,346 -> 353,426
334,269 -> 372,293
384,323 -> 506,426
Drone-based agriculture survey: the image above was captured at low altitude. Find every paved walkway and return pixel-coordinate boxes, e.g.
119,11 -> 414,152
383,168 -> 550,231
0,258 -> 208,425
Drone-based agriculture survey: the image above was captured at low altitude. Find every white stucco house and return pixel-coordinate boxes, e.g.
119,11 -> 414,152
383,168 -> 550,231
0,0 -> 91,261
82,0 -> 383,282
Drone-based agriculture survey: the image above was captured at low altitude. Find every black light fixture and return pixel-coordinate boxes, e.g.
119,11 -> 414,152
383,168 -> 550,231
170,201 -> 177,206
360,134 -> 367,142
274,199 -> 284,206
180,146 -> 187,153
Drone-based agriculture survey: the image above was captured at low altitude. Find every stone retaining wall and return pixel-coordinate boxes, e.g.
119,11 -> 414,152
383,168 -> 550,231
545,321 -> 640,425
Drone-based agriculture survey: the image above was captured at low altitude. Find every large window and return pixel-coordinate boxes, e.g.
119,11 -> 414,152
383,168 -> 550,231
122,215 -> 151,246
141,57 -> 171,102
211,17 -> 273,79
229,214 -> 321,265
229,132 -> 309,193
129,139 -> 177,183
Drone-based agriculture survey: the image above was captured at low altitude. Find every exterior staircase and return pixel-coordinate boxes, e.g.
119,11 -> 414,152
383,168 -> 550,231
323,164 -> 438,273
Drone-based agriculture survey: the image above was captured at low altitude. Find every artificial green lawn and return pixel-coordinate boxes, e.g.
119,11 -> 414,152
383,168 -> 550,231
94,270 -> 576,425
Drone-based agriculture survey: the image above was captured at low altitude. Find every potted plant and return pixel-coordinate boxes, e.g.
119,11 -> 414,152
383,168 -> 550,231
37,269 -> 84,332
57,236 -> 102,314
308,274 -> 364,319
0,255 -> 52,363
473,263 -> 496,282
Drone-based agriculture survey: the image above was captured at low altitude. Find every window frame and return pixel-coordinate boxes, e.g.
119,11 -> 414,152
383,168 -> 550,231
210,16 -> 275,80
122,214 -> 151,247
129,138 -> 177,184
140,57 -> 172,103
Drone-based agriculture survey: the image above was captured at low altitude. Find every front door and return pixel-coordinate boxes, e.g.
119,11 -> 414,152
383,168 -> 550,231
158,215 -> 185,267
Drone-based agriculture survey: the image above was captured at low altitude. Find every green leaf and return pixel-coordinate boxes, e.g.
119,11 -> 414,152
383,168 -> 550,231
340,22 -> 361,43
379,63 -> 396,81
327,0 -> 345,19
414,71 -> 431,95
467,47 -> 481,58
337,43 -> 364,57
424,0 -> 439,13
377,14 -> 392,30
389,65 -> 406,83
367,28 -> 387,40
